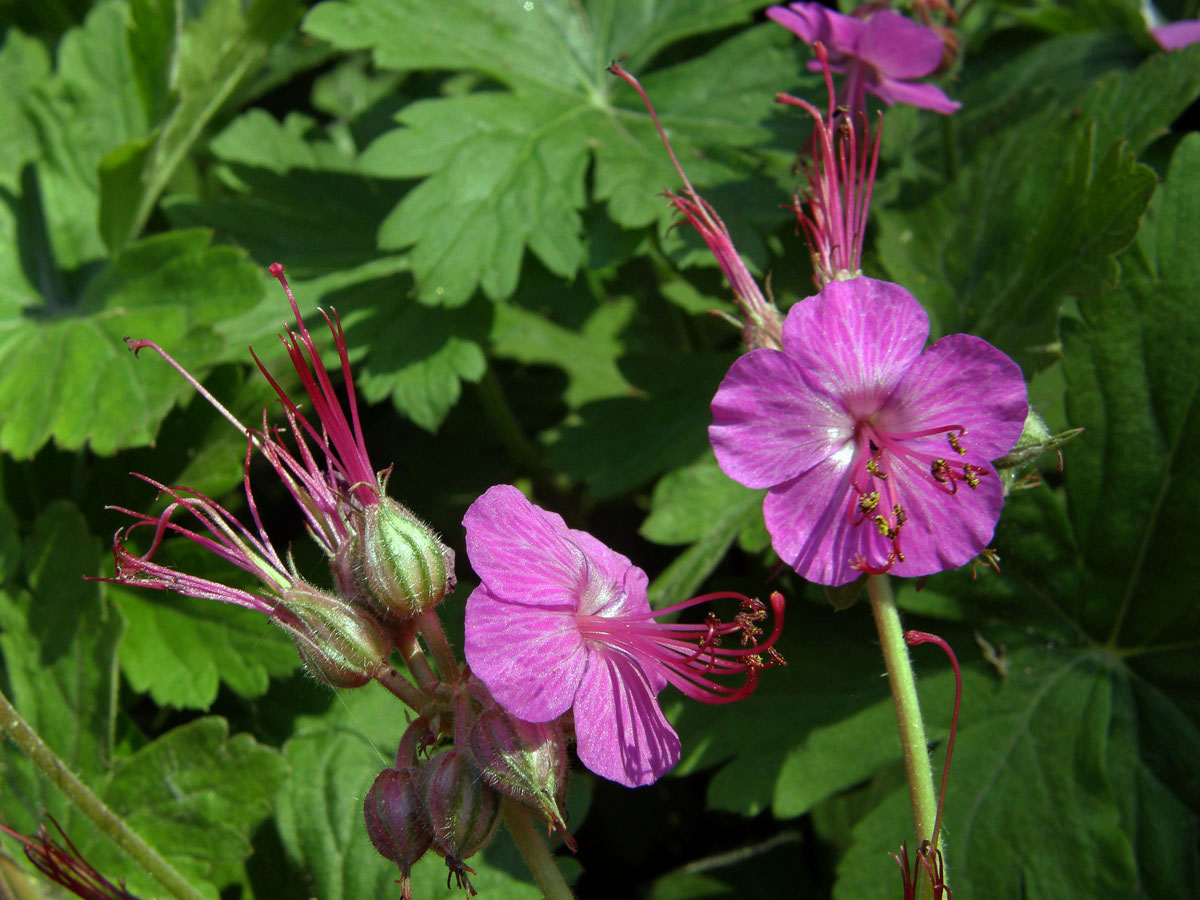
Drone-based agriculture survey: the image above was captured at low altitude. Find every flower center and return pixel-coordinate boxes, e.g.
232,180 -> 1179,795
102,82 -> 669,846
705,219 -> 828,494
575,592 -> 787,704
847,420 -> 989,574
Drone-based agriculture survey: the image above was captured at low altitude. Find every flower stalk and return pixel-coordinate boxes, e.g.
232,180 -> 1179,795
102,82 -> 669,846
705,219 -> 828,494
501,801 -> 575,900
866,576 -> 938,857
0,686 -> 208,900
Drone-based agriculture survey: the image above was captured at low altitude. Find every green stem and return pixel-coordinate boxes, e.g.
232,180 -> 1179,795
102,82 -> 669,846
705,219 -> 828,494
502,801 -> 575,900
394,624 -> 438,688
0,687 -> 209,900
415,608 -> 460,683
372,665 -> 432,715
866,576 -> 938,854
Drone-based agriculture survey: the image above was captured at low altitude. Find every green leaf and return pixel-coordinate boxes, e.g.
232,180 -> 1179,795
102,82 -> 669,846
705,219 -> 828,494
105,717 -> 289,893
24,1 -> 149,268
307,2 -> 797,303
98,0 -> 303,252
0,29 -> 50,192
1062,133 -> 1200,644
335,277 -> 492,431
164,109 -> 406,283
113,588 -> 301,709
490,297 -> 637,409
0,229 -> 263,457
876,37 -> 1200,369
0,501 -> 116,812
670,602 -> 955,818
549,352 -> 730,499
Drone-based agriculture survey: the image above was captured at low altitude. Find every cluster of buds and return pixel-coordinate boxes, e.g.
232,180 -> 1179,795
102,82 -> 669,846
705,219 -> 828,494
104,264 -> 456,695
364,679 -> 573,898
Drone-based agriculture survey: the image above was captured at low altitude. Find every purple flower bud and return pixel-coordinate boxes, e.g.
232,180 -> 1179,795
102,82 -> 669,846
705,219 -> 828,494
364,768 -> 431,900
274,585 -> 390,688
467,710 -> 574,851
419,749 -> 500,896
361,497 -> 455,619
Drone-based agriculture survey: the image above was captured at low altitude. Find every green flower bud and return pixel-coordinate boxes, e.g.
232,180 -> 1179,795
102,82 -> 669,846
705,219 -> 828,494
275,585 -> 390,688
468,710 -> 574,851
362,498 -> 455,619
993,409 -> 1084,494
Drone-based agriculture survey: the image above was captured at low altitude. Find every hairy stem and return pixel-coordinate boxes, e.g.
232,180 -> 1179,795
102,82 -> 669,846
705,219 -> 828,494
867,575 -> 939,879
0,687 -> 210,900
502,801 -> 575,900
415,608 -> 460,683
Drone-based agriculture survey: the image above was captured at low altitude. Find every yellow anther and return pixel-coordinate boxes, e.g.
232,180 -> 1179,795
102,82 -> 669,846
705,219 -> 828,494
872,515 -> 893,537
893,504 -> 907,527
948,431 -> 967,456
857,491 -> 880,513
964,466 -> 980,489
931,458 -> 950,482
866,458 -> 887,479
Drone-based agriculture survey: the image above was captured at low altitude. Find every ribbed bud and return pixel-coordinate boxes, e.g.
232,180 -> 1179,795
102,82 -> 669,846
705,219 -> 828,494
468,710 -> 573,849
419,749 -> 500,895
364,767 -> 430,900
362,498 -> 455,618
275,585 -> 389,688
993,409 -> 1084,495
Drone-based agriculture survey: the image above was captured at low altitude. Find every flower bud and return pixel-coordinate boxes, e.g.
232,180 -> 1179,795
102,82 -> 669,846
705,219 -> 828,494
275,585 -> 389,688
468,710 -> 573,849
364,767 -> 430,900
419,749 -> 500,895
362,498 -> 455,618
993,409 -> 1084,494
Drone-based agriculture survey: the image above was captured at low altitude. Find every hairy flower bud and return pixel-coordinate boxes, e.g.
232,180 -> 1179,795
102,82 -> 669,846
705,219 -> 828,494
362,498 -> 455,619
468,710 -> 573,850
364,767 -> 430,900
993,409 -> 1083,494
419,749 -> 500,895
275,585 -> 389,688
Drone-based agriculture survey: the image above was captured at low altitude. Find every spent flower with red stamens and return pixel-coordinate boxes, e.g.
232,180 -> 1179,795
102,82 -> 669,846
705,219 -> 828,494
710,277 -> 1027,586
609,61 -> 784,350
0,817 -> 142,900
462,485 -> 785,787
767,3 -> 961,117
777,42 -> 881,286
104,263 -> 454,686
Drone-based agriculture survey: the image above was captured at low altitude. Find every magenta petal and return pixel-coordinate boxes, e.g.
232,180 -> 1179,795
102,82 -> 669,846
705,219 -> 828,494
885,458 -> 1006,577
710,348 -> 851,489
883,334 -> 1028,459
782,278 -> 929,416
464,484 -> 588,607
873,77 -> 961,114
565,527 -> 650,618
1152,20 -> 1200,50
858,10 -> 943,78
464,588 -> 587,721
573,650 -> 680,787
762,453 -> 866,586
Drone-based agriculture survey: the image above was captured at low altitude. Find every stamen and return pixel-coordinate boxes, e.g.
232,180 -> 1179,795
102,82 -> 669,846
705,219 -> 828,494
866,458 -> 887,479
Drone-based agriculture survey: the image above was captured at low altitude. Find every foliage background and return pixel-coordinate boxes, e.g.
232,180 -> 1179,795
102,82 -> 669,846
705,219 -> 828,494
0,0 -> 1198,898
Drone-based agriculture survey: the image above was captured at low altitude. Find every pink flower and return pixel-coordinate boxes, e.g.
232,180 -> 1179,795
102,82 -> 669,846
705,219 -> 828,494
767,3 -> 961,116
462,485 -> 784,787
1151,20 -> 1200,50
710,277 -> 1027,586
